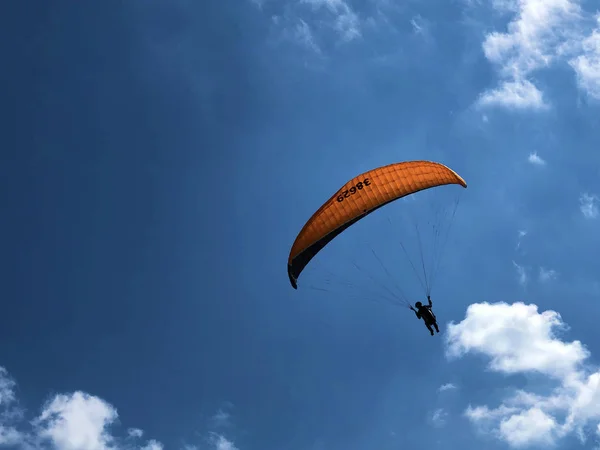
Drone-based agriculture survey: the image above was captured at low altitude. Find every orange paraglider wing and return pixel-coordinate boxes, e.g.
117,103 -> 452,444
287,160 -> 467,289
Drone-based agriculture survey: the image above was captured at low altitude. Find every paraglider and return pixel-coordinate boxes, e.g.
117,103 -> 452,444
286,160 -> 467,333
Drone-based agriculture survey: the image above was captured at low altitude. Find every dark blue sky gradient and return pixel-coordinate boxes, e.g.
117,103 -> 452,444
1,1 -> 600,449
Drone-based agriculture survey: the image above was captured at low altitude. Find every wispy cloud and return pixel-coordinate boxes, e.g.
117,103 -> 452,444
512,261 -> 527,285
446,301 -> 600,447
409,14 -> 435,46
410,14 -> 431,37
263,0 -> 368,58
410,16 -> 424,34
438,383 -> 457,392
270,14 -> 323,56
528,151 -> 546,165
211,407 -> 232,428
300,0 -> 361,42
248,0 -> 265,10
539,267 -> 558,282
430,408 -> 448,428
516,230 -> 527,250
128,428 -> 144,439
580,193 -> 599,218
293,19 -> 321,53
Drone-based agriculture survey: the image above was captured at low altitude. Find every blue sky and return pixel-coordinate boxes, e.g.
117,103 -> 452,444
2,0 -> 600,449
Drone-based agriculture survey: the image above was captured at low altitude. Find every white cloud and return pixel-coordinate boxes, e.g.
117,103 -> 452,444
0,368 -> 16,407
482,0 -> 581,77
140,440 -> 164,450
446,301 -> 600,447
0,366 -> 242,450
498,407 -> 558,447
128,428 -> 144,439
527,151 -> 546,165
570,16 -> 600,100
478,0 -> 590,109
0,425 -> 22,446
438,383 -> 457,392
209,432 -> 239,450
512,261 -> 527,285
539,267 -> 558,282
446,302 -> 586,378
478,79 -> 547,109
465,404 -> 519,424
0,369 -> 23,446
34,392 -> 119,450
580,193 -> 599,218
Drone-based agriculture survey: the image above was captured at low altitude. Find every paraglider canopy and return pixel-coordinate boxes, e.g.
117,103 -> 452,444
287,160 -> 467,289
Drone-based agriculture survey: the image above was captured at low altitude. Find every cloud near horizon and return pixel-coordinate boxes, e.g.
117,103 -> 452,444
0,367 -> 237,450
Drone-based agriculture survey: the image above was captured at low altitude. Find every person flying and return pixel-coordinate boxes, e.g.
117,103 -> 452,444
410,295 -> 439,336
